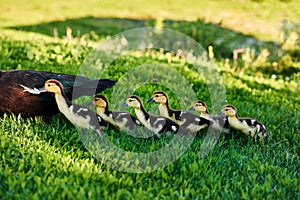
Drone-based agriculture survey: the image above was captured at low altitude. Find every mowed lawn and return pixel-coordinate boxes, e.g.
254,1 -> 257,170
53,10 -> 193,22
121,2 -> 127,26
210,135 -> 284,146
0,0 -> 299,199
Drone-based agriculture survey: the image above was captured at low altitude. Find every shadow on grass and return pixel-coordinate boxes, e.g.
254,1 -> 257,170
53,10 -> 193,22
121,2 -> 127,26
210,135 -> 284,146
6,16 -> 278,58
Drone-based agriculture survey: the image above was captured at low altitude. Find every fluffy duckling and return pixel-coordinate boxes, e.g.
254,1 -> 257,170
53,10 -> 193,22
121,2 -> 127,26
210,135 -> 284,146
221,105 -> 267,138
122,95 -> 179,137
147,91 -> 210,132
88,95 -> 141,131
44,79 -> 106,136
189,100 -> 231,134
189,100 -> 211,120
147,91 -> 182,124
0,69 -> 116,118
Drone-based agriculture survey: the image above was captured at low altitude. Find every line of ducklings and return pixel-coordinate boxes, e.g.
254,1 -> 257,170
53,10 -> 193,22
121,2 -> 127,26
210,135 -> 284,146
44,79 -> 267,139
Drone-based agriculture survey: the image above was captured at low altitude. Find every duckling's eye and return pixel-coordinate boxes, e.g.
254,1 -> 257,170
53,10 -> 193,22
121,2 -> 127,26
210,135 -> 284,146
94,99 -> 98,101
155,95 -> 159,97
47,83 -> 51,87
128,99 -> 132,102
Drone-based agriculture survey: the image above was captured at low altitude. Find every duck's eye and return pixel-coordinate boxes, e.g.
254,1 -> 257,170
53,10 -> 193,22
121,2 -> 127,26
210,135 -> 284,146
94,99 -> 98,101
155,94 -> 159,97
128,99 -> 132,102
47,84 -> 51,87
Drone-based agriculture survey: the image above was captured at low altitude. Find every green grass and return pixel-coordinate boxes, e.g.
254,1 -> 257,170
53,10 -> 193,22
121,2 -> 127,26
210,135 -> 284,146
1,0 -> 300,199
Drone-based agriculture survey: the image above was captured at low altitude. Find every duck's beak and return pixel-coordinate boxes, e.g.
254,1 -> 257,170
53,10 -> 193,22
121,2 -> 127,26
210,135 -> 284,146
188,106 -> 195,111
121,102 -> 128,107
146,98 -> 154,103
86,101 -> 93,106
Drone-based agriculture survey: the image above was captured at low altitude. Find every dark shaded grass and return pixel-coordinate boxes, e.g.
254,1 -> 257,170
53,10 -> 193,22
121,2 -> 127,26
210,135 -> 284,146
7,17 -> 278,59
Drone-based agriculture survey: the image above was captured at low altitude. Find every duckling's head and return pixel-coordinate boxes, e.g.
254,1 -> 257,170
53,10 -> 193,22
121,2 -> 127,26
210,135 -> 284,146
191,100 -> 209,114
122,95 -> 142,109
44,79 -> 63,94
91,95 -> 108,108
147,91 -> 168,104
222,105 -> 237,117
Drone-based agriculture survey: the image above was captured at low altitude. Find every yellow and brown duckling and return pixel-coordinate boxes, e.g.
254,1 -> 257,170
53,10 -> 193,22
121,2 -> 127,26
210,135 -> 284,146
88,95 -> 141,131
147,91 -> 210,132
44,79 -> 106,136
189,100 -> 231,134
0,69 -> 116,118
189,100 -> 211,120
122,95 -> 180,137
147,91 -> 182,124
221,104 -> 267,138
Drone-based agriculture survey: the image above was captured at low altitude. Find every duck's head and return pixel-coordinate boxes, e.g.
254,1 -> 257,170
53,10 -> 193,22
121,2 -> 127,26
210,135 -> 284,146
44,79 -> 63,94
147,91 -> 168,104
89,95 -> 108,108
122,95 -> 142,109
189,100 -> 208,114
221,104 -> 237,117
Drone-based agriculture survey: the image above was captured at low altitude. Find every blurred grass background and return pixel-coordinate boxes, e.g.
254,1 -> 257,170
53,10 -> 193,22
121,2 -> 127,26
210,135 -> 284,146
1,0 -> 300,41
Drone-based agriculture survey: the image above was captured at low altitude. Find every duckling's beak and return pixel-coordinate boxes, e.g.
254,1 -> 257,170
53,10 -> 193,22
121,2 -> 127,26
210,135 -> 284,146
188,106 -> 195,111
146,98 -> 154,103
86,101 -> 93,106
121,102 -> 128,107
217,111 -> 225,116
38,87 -> 47,93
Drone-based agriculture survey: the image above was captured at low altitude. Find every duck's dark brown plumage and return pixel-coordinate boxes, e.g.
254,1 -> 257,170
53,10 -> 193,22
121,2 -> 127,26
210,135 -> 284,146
0,70 -> 116,117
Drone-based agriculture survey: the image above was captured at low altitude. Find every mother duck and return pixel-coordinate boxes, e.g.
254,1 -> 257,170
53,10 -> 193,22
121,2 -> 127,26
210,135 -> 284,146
0,69 -> 116,118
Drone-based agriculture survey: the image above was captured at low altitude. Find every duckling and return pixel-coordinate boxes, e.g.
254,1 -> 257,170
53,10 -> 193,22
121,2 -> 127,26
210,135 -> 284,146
0,69 -> 116,118
88,95 -> 141,131
189,100 -> 211,120
44,79 -> 106,136
221,104 -> 267,138
147,91 -> 210,132
189,100 -> 231,134
122,95 -> 180,137
147,91 -> 182,124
